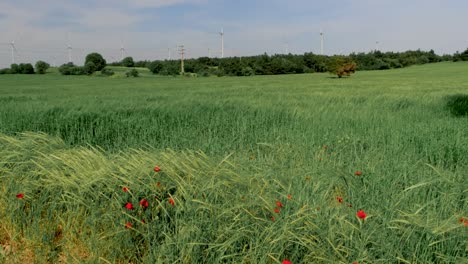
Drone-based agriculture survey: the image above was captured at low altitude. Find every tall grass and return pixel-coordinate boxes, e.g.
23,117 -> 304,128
1,62 -> 468,262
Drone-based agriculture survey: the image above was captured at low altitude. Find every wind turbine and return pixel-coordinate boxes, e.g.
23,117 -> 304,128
1,40 -> 19,64
67,33 -> 72,63
120,40 -> 126,61
320,28 -> 324,55
219,28 -> 224,58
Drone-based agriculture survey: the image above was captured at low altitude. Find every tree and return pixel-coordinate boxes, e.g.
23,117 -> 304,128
35,60 -> 50,74
19,63 -> 35,74
327,56 -> 357,78
121,56 -> 135,67
10,64 -> 20,74
460,48 -> 468,61
147,61 -> 163,74
85,52 -> 106,71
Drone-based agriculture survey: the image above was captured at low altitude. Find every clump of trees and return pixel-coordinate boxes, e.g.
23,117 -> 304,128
58,52 -> 108,76
453,48 -> 468,62
0,63 -> 35,74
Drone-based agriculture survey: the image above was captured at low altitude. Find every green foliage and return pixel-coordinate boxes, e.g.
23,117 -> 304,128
18,63 -> 35,74
35,60 -> 50,74
460,48 -> 468,61
100,68 -> 115,76
83,61 -> 97,75
10,63 -> 20,74
58,62 -> 86,75
121,56 -> 135,67
85,52 -> 106,71
446,94 -> 468,117
147,61 -> 163,74
125,69 -> 139,77
0,68 -> 11,74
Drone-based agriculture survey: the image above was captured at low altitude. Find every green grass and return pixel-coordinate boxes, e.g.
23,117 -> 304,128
0,62 -> 467,263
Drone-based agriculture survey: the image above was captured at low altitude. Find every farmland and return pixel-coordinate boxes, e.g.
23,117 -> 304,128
0,62 -> 467,263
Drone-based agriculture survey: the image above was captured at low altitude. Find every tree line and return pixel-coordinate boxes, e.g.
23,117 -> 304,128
114,49 -> 463,77
1,48 -> 467,77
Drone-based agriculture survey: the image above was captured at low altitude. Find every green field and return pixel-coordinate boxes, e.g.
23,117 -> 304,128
1,62 -> 467,263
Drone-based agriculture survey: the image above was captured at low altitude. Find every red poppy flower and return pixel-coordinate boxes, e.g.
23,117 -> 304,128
276,201 -> 283,208
352,262 -> 358,264
354,170 -> 362,176
154,166 -> 161,172
122,186 -> 129,192
464,219 -> 468,227
16,193 -> 24,199
168,197 -> 175,206
140,199 -> 149,208
271,217 -> 275,222
282,260 -> 292,264
274,207 -> 280,213
125,222 -> 132,229
336,196 -> 344,203
124,202 -> 134,210
287,195 -> 292,200
459,217 -> 465,224
356,210 -> 367,220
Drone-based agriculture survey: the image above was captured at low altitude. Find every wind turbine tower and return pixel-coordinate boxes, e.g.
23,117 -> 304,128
320,29 -> 324,55
220,28 -> 224,58
10,40 -> 17,64
67,33 -> 72,63
120,41 -> 125,61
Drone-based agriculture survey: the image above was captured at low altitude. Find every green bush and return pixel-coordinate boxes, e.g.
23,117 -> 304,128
83,61 -> 97,75
446,94 -> 468,117
125,69 -> 139,77
58,63 -> 84,75
100,68 -> 115,76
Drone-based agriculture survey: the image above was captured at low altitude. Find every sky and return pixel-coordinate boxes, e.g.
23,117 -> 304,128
0,0 -> 467,67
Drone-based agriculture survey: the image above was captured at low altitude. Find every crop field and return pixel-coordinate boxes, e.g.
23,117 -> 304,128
0,62 -> 467,263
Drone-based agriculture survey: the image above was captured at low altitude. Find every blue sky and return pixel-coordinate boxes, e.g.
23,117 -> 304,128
0,0 -> 467,67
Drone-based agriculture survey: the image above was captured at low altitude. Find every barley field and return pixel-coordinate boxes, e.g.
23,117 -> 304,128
0,62 -> 467,263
